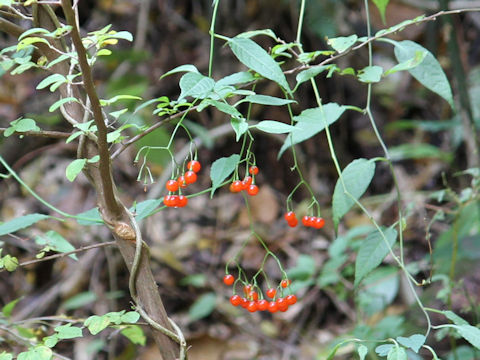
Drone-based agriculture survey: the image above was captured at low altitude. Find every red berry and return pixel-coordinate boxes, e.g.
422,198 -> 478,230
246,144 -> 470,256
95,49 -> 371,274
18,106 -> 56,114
313,217 -> 325,229
248,291 -> 258,301
243,284 -> 253,295
257,299 -> 268,311
223,274 -> 235,286
281,279 -> 291,288
247,301 -> 257,313
247,184 -> 259,196
266,288 -> 277,299
166,179 -> 179,192
249,165 -> 259,175
301,215 -> 310,226
268,301 -> 278,313
284,211 -> 297,222
242,176 -> 252,190
178,175 -> 187,188
163,195 -> 178,207
287,218 -> 298,227
187,160 -> 201,173
230,295 -> 242,306
176,195 -> 188,207
276,297 -> 289,312
230,180 -> 243,193
286,294 -> 297,305
241,298 -> 249,308
184,170 -> 197,184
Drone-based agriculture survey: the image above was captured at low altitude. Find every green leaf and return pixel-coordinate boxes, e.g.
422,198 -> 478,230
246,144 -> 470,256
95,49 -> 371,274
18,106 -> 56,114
295,65 -> 331,90
358,65 -> 383,83
17,37 -> 50,51
132,199 -> 162,220
0,213 -> 49,236
108,31 -> 133,42
189,292 -> 216,321
0,352 -> 13,360
384,50 -> 426,76
332,158 -> 376,227
444,310 -> 469,326
100,94 -> 142,106
35,230 -> 77,260
327,35 -> 358,53
242,95 -> 296,106
355,227 -> 397,286
396,334 -> 425,353
216,71 -> 255,86
160,64 -> 199,79
394,40 -> 454,109
178,72 -> 215,100
179,274 -> 206,287
120,311 -> 140,323
228,37 -> 291,92
121,325 -> 146,345
3,118 -> 40,137
17,346 -> 52,360
389,143 -> 452,162
253,120 -> 295,134
358,345 -> 368,360
279,103 -> 346,157
376,344 -> 393,356
286,254 -> 316,279
49,97 -> 79,112
36,73 -> 67,91
210,154 -> 240,196
199,99 -> 243,119
66,158 -> 86,182
75,207 -> 103,225
372,0 -> 390,24
54,324 -> 83,340
84,315 -> 110,335
42,335 -> 59,348
231,117 -> 249,141
2,297 -> 22,318
387,346 -> 407,360
236,29 -> 278,40
2,255 -> 18,272
456,325 -> 480,350
62,291 -> 96,310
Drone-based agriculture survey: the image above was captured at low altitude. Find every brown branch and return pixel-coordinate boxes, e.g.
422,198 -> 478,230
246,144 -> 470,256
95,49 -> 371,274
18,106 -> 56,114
0,241 -> 116,273
0,128 -> 71,139
60,0 -> 121,220
0,16 -> 25,37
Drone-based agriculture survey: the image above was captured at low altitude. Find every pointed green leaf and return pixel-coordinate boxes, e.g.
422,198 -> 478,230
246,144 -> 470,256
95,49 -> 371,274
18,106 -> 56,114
0,213 -> 49,236
2,255 -> 18,272
394,40 -> 454,109
17,37 -> 50,51
120,311 -> 140,323
384,50 -> 426,76
2,297 -> 22,318
17,346 -> 52,360
54,324 -> 83,339
160,64 -> 199,79
62,291 -> 97,310
66,158 -> 86,182
178,72 -> 215,100
279,103 -> 346,157
295,65 -> 331,90
189,292 -> 216,321
358,65 -> 383,83
327,35 -> 358,53
355,227 -> 397,286
387,346 -> 407,360
376,344 -> 394,356
49,97 -> 79,112
132,199 -> 162,220
242,95 -> 296,106
396,334 -> 425,353
332,158 -> 376,227
456,325 -> 480,350
216,71 -> 255,86
231,117 -> 249,141
443,310 -> 469,326
36,73 -> 66,90
372,0 -> 390,24
121,325 -> 146,345
210,154 -> 240,196
84,315 -> 110,335
35,230 -> 77,260
253,120 -> 295,134
228,37 -> 290,92
236,29 -> 278,40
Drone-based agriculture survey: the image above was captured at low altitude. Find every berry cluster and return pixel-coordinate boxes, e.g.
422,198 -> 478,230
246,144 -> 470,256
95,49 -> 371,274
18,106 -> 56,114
284,211 -> 325,229
229,165 -> 259,196
163,160 -> 201,208
223,275 -> 297,313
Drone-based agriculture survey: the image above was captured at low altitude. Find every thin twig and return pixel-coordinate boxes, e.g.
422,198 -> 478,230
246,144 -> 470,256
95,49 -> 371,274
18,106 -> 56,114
0,128 -> 71,139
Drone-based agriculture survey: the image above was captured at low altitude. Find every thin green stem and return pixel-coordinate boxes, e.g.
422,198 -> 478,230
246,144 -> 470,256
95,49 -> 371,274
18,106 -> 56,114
295,0 -> 306,45
208,0 -> 221,77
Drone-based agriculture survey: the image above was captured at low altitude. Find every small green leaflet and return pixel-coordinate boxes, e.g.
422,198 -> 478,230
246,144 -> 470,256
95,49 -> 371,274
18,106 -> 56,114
355,227 -> 397,286
178,72 -> 215,101
36,73 -> 67,92
236,29 -> 278,40
160,64 -> 199,79
49,97 -> 79,112
358,345 -> 368,360
384,50 -> 426,76
231,117 -> 249,141
332,158 -> 376,228
327,35 -> 358,53
210,154 -> 240,196
394,40 -> 454,109
253,120 -> 295,134
372,0 -> 390,24
62,291 -> 97,310
228,37 -> 291,93
3,118 -> 40,137
132,199 -> 162,220
35,230 -> 78,260
376,344 -> 393,356
1,255 -> 18,272
358,65 -> 383,83
241,94 -> 296,106
121,325 -> 146,345
387,346 -> 407,360
189,292 -> 216,321
0,213 -> 49,236
396,334 -> 425,353
216,71 -> 255,86
279,103 -> 346,157
17,346 -> 52,360
0,352 -> 13,360
54,324 -> 83,340
2,297 -> 22,318
66,158 -> 86,182
295,65 -> 331,90
84,315 -> 111,335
